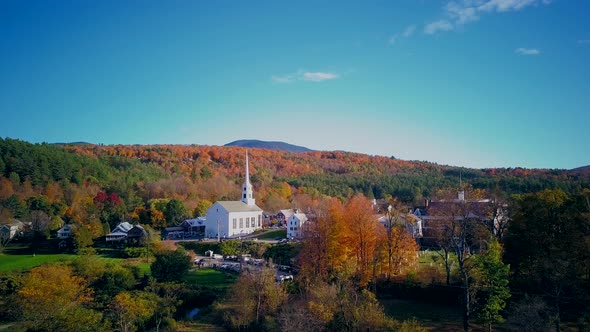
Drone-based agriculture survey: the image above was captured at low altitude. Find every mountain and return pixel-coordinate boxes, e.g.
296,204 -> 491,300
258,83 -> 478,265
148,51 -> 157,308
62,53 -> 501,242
52,141 -> 93,145
571,165 -> 590,174
224,139 -> 313,153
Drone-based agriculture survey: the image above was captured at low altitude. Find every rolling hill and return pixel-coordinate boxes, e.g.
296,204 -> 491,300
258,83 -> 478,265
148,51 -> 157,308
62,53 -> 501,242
224,139 -> 313,153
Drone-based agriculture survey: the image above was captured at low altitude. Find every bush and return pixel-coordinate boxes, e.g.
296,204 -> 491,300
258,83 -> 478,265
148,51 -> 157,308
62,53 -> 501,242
151,249 -> 191,282
124,247 -> 146,258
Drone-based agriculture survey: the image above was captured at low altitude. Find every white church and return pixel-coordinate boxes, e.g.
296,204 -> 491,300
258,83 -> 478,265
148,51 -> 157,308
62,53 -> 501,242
204,153 -> 263,238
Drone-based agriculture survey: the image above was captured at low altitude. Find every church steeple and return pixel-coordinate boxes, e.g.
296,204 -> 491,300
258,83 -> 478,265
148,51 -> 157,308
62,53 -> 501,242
242,152 -> 256,205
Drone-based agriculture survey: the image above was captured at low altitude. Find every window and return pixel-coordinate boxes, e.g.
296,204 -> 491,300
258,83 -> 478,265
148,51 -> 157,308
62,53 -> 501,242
243,194 -> 246,199
239,218 -> 243,228
258,215 -> 261,227
246,217 -> 250,227
233,218 -> 237,229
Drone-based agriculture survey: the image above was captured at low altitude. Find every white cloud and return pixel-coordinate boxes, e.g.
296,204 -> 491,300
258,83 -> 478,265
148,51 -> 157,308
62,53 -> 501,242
403,25 -> 416,38
302,72 -> 339,82
478,0 -> 538,12
424,20 -> 454,34
515,47 -> 540,55
446,2 -> 480,24
388,25 -> 416,45
425,0 -> 551,35
388,35 -> 399,45
272,70 -> 340,83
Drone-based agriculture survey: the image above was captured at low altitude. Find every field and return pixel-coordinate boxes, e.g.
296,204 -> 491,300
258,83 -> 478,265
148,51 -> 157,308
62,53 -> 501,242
184,268 -> 237,290
255,229 -> 287,240
0,253 -> 76,272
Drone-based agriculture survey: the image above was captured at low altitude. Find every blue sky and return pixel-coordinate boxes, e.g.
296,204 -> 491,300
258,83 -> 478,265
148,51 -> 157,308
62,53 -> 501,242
1,0 -> 588,169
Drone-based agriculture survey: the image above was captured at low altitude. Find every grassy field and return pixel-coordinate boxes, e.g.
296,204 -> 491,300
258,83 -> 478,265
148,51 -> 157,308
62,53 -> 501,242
0,253 -> 76,272
184,268 -> 236,289
256,229 -> 287,239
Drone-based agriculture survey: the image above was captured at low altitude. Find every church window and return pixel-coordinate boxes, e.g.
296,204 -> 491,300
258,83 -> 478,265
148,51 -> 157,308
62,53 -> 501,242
233,218 -> 237,229
243,194 -> 246,199
258,215 -> 261,227
240,218 -> 243,228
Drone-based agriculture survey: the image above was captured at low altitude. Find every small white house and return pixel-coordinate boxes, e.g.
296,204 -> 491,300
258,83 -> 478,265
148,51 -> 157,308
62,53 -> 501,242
287,212 -> 308,239
57,224 -> 75,239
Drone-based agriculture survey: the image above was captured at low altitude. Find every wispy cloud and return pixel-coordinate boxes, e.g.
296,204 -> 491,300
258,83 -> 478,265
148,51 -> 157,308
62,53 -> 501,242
302,72 -> 339,82
515,47 -> 540,55
578,39 -> 590,45
424,20 -> 454,35
272,70 -> 340,83
388,25 -> 416,44
425,0 -> 552,34
403,25 -> 417,38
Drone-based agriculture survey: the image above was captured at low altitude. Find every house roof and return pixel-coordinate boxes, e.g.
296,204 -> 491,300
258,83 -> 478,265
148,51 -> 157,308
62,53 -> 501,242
183,217 -> 206,227
112,221 -> 133,233
57,224 -> 74,233
216,201 -> 262,213
1,219 -> 24,229
290,213 -> 308,222
279,209 -> 294,216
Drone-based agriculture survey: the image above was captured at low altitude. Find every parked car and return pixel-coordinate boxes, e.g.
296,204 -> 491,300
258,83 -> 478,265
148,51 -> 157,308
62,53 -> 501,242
276,274 -> 293,282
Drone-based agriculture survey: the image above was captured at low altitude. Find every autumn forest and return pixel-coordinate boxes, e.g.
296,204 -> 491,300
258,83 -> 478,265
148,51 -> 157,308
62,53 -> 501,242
1,137 -> 589,331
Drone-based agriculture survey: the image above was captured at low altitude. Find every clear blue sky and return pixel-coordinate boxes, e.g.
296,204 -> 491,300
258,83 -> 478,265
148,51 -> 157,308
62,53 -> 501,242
1,0 -> 588,169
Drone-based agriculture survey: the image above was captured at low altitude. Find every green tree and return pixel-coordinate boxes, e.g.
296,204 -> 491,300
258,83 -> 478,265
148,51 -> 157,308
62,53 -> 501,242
73,225 -> 94,253
473,238 -> 511,332
3,194 -> 26,218
164,199 -> 186,226
193,199 -> 212,217
93,264 -> 136,302
145,281 -> 183,332
109,291 -> 157,332
504,189 -> 590,331
219,239 -> 241,256
151,249 -> 191,282
215,266 -> 287,330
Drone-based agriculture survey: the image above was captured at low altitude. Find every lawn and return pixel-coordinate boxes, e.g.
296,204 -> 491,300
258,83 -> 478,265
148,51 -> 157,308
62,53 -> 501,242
381,299 -> 468,331
0,253 -> 76,272
256,229 -> 287,240
184,268 -> 236,290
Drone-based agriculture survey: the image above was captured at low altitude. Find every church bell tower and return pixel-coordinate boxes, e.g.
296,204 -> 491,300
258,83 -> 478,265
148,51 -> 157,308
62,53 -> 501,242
241,152 -> 256,206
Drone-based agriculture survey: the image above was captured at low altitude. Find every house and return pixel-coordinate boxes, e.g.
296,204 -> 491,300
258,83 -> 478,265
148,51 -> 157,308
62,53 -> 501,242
106,221 -> 133,242
57,224 -> 75,239
410,190 -> 499,247
164,217 -> 206,239
127,225 -> 148,245
0,220 -> 25,242
276,209 -> 296,225
204,153 -> 263,239
286,211 -> 308,239
377,211 -> 423,239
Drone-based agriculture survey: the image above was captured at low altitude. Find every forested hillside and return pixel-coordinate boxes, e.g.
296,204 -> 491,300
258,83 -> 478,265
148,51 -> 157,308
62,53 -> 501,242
1,137 -> 589,228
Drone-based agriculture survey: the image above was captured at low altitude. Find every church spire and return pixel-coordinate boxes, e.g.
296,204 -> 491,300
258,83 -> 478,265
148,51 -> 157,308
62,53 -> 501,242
242,151 -> 255,205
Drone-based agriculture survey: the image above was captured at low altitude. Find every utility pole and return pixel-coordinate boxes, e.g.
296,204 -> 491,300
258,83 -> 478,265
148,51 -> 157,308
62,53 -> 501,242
217,219 -> 220,242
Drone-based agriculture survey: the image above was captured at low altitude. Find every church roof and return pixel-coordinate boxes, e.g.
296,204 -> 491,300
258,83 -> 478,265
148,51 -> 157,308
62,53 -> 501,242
216,201 -> 262,212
